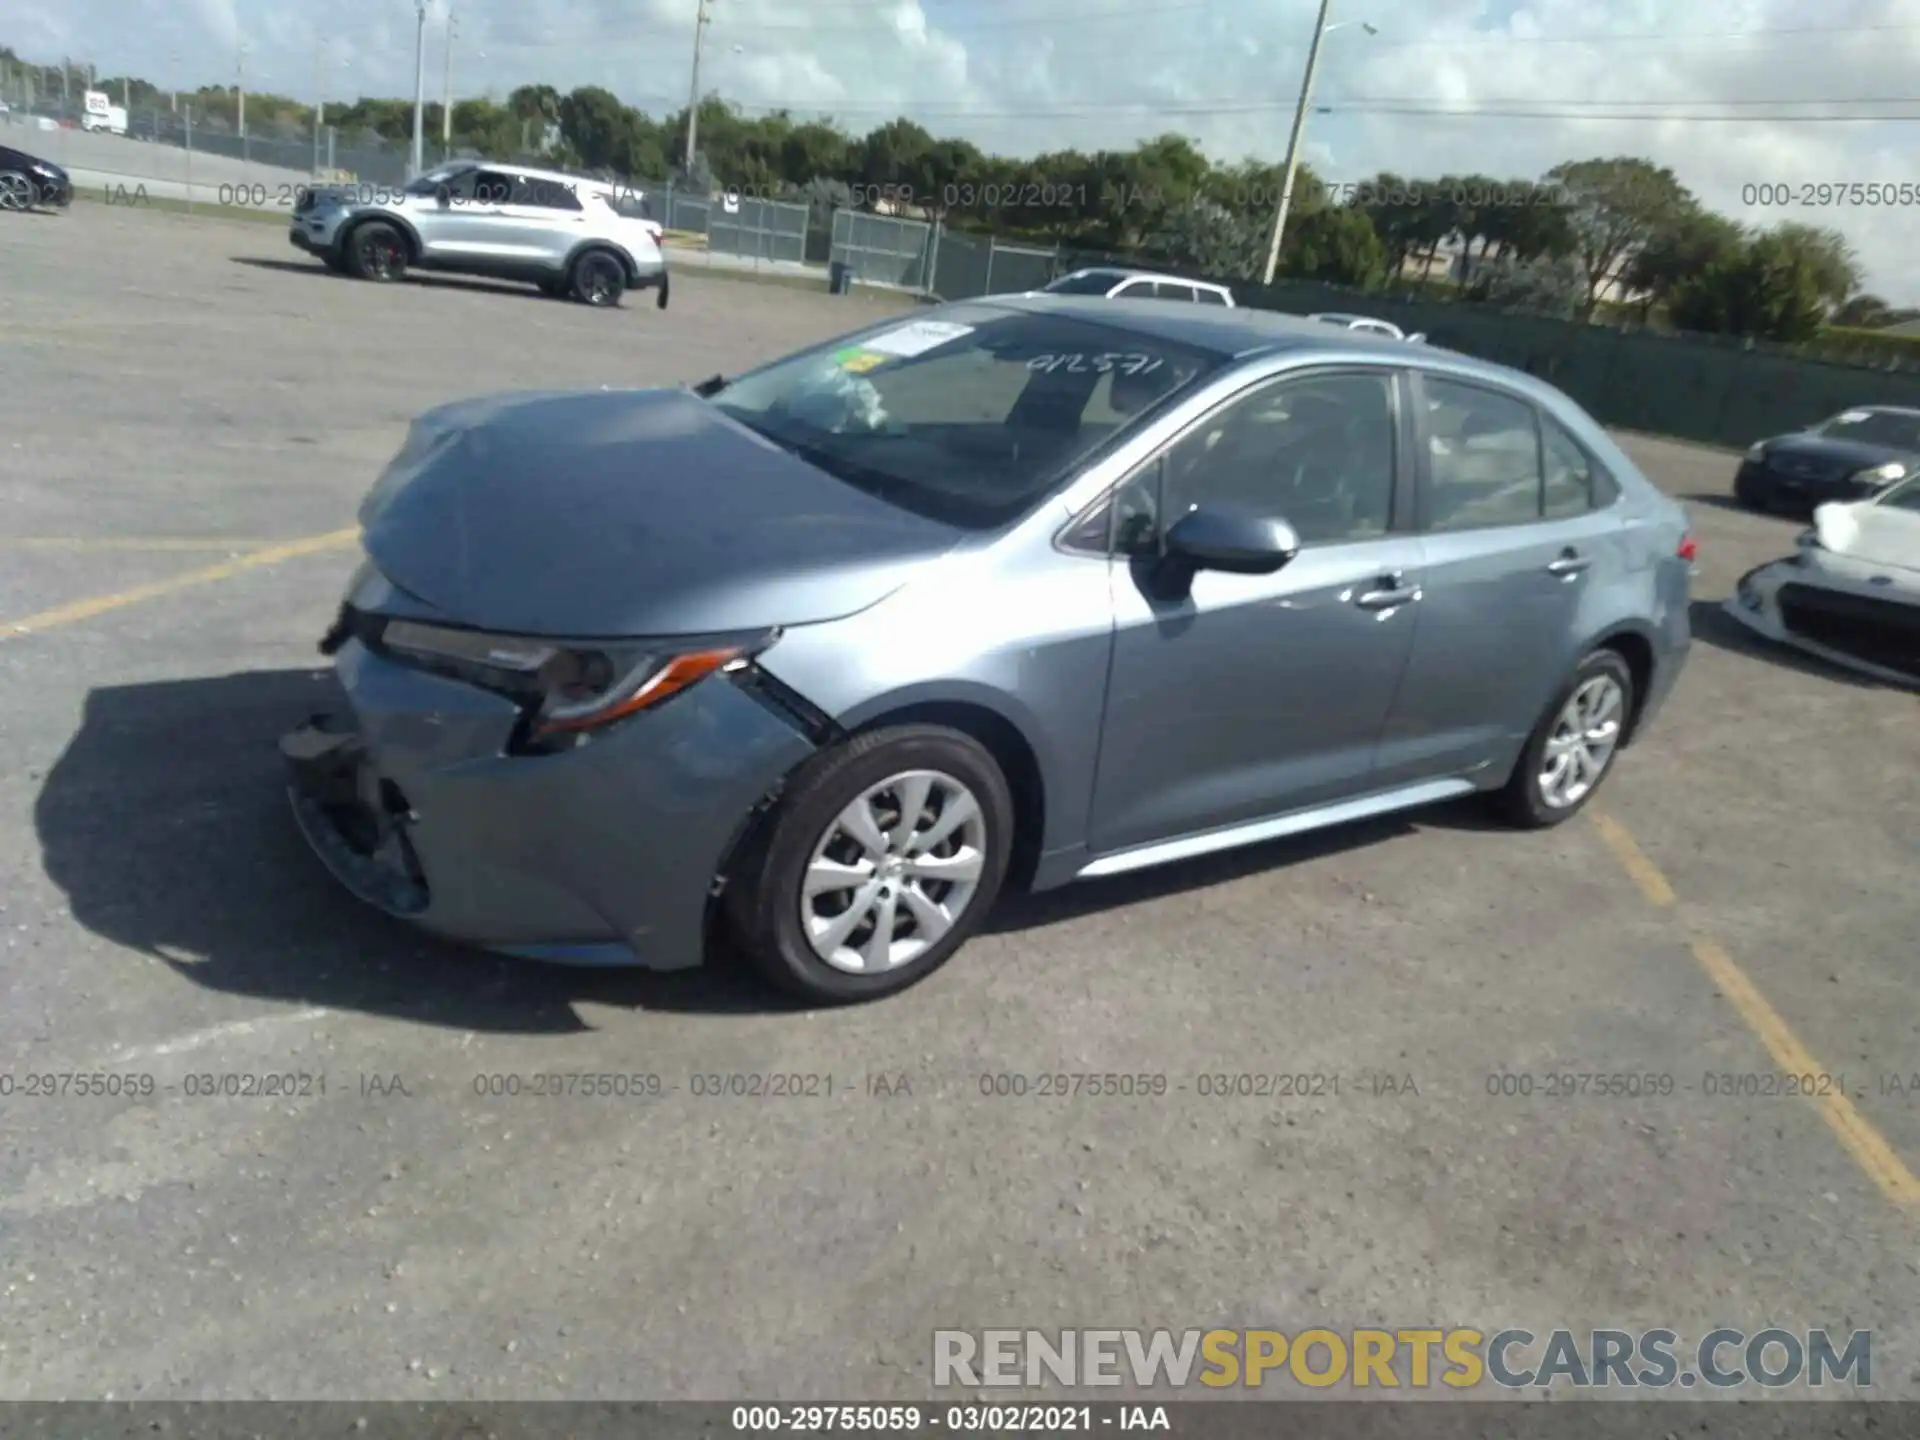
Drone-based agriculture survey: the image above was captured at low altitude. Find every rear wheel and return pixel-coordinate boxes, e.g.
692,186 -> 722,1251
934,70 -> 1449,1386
0,171 -> 35,212
569,250 -> 626,307
346,220 -> 408,282
1496,649 -> 1635,828
725,726 -> 1014,1003
1733,472 -> 1767,511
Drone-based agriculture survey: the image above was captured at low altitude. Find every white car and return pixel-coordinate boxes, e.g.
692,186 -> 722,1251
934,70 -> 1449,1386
1724,474 -> 1920,687
1037,267 -> 1235,306
1309,311 -> 1425,343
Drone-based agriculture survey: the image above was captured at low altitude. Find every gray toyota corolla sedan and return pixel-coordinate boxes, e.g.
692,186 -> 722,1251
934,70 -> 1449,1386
283,297 -> 1694,1002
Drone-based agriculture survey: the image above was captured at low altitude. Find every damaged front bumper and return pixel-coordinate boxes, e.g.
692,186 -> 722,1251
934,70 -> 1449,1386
280,635 -> 819,968
1723,560 -> 1920,690
281,715 -> 430,916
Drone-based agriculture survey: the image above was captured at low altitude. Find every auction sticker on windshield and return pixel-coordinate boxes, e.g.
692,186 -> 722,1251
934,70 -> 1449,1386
833,348 -> 889,374
859,320 -> 975,358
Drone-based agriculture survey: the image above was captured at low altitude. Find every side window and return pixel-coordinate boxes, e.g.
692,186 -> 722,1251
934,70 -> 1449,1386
1194,287 -> 1229,306
471,170 -> 515,205
1541,415 -> 1597,518
1153,281 -> 1197,302
1109,280 -> 1147,298
515,176 -> 582,210
1422,378 -> 1543,531
1156,372 -> 1397,546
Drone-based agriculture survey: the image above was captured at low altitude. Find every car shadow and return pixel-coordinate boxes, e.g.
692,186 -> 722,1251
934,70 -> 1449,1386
1686,596 -> 1885,690
229,256 -> 549,302
39,670 -> 1527,1026
34,668 -> 798,1031
987,797 -> 1503,935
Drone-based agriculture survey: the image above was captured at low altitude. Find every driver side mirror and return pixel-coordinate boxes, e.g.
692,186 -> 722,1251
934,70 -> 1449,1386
1149,505 -> 1299,598
434,184 -> 452,207
1406,332 -> 1427,344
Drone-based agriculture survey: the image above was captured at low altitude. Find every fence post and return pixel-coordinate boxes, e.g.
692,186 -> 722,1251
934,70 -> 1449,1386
925,219 -> 942,299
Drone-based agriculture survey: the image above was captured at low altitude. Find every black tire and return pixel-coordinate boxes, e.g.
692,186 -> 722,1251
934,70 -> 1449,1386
1496,649 -> 1636,828
725,725 -> 1015,1003
1733,472 -> 1767,511
569,250 -> 626,307
346,220 -> 408,282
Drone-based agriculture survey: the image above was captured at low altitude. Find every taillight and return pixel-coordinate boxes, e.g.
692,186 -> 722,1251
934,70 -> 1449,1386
1677,533 -> 1697,563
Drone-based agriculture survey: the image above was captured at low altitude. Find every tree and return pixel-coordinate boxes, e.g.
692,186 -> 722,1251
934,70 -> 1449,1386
858,117 -> 935,203
1282,205 -> 1384,287
1666,224 -> 1850,343
1153,198 -> 1265,278
557,86 -> 635,171
1545,157 -> 1693,317
1620,206 -> 1744,322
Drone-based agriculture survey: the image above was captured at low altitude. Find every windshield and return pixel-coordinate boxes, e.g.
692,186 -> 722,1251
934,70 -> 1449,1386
1878,473 -> 1920,511
1043,271 -> 1127,296
403,165 -> 473,196
710,308 -> 1223,528
1814,409 -> 1920,450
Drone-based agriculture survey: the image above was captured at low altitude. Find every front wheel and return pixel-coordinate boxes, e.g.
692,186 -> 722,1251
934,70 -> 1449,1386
0,171 -> 36,212
1496,650 -> 1635,828
725,726 -> 1014,1003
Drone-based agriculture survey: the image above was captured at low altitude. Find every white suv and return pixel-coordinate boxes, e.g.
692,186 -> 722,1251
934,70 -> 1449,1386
1038,267 -> 1235,306
290,161 -> 670,309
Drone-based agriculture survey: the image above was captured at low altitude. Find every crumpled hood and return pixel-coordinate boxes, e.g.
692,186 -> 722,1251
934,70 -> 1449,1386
1813,498 -> 1920,574
357,387 -> 966,637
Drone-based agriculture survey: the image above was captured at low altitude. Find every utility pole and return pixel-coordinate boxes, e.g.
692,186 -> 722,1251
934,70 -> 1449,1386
684,0 -> 711,185
441,11 -> 456,159
1263,0 -> 1332,286
170,50 -> 179,112
410,0 -> 428,177
236,42 -> 247,142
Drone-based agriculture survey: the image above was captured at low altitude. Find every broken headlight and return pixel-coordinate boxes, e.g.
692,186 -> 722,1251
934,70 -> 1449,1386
377,620 -> 778,746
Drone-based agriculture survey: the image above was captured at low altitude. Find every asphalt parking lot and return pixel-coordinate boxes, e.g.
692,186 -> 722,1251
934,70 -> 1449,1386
3,204 -> 1919,1404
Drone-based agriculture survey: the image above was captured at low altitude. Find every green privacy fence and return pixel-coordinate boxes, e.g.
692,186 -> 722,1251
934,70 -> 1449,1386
1229,279 -> 1920,451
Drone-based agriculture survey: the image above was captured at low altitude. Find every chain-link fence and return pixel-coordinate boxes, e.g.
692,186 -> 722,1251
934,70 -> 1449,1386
928,229 -> 1060,301
708,194 -> 809,264
831,209 -> 932,288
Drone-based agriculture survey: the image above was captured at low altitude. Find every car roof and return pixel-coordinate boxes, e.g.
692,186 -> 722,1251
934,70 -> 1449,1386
433,159 -> 621,192
961,293 -> 1550,387
1838,405 -> 1920,418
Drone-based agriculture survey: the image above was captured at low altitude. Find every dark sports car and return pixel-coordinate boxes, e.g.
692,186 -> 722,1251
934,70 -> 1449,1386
1734,406 -> 1920,514
0,143 -> 73,211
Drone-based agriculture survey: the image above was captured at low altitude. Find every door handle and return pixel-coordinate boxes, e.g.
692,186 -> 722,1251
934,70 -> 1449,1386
1546,550 -> 1590,577
1355,574 -> 1422,610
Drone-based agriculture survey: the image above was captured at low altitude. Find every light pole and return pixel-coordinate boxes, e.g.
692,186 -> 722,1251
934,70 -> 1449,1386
1261,7 -> 1375,286
684,0 -> 711,185
236,42 -> 247,143
441,11 -> 456,159
169,49 -> 179,113
410,0 -> 428,177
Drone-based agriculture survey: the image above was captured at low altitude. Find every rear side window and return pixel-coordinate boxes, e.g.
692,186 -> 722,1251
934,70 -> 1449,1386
514,176 -> 582,210
1152,281 -> 1197,302
1425,379 -> 1620,530
1194,287 -> 1229,305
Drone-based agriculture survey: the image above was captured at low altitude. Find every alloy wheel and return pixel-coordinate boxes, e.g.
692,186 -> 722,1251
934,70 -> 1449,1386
799,769 -> 988,975
358,231 -> 402,279
1538,674 -> 1624,809
0,174 -> 35,211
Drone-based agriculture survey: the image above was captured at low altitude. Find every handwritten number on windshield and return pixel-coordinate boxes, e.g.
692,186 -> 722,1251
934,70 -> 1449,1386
1026,353 -> 1163,376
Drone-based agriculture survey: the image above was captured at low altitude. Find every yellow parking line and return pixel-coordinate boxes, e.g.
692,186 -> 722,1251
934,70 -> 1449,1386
1,528 -> 359,639
1590,808 -> 1920,1210
0,538 -> 286,552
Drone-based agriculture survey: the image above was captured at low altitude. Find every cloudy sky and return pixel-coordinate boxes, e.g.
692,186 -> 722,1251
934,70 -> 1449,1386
15,0 -> 1920,301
